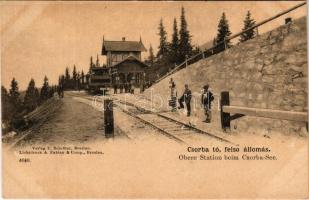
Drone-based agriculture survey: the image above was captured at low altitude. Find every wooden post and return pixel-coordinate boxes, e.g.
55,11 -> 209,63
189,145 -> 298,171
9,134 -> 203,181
104,99 -> 114,138
220,91 -> 230,131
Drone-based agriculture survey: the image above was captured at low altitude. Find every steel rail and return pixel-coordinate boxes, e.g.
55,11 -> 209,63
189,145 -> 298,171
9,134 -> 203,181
66,92 -> 234,144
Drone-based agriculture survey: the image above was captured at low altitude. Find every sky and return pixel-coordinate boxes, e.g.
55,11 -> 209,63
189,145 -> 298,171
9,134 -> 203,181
0,1 -> 307,90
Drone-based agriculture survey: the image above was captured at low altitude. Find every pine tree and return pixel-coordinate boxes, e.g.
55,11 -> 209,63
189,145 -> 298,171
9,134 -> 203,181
81,70 -> 85,86
61,75 -> 65,85
48,84 -> 54,98
58,76 -> 61,86
157,18 -> 169,58
9,78 -> 22,111
23,78 -> 40,112
77,72 -> 81,91
239,11 -> 256,42
96,54 -> 100,67
212,37 -> 217,46
72,65 -> 77,89
1,86 -> 14,123
148,44 -> 155,65
90,56 -> 94,69
40,76 -> 50,102
216,12 -> 232,52
64,67 -> 70,89
179,7 -> 193,63
58,75 -> 65,86
169,18 -> 180,64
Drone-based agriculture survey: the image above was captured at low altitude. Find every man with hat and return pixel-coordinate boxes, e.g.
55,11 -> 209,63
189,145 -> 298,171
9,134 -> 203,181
201,84 -> 214,123
178,84 -> 192,116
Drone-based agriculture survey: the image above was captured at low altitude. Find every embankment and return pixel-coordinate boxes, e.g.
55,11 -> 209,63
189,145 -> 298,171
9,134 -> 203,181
144,16 -> 307,136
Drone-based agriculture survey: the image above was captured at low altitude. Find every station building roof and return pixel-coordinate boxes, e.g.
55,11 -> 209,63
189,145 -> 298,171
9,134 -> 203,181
101,38 -> 147,55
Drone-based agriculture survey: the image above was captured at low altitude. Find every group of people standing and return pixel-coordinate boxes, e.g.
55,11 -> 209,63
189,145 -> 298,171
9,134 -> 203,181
113,82 -> 135,94
169,78 -> 214,123
113,81 -> 151,94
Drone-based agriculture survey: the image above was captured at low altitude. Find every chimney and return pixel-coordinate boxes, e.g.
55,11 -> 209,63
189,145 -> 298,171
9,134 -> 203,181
122,37 -> 126,41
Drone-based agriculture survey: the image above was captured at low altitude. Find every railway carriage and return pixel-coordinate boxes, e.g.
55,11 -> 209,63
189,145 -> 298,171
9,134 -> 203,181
88,67 -> 111,94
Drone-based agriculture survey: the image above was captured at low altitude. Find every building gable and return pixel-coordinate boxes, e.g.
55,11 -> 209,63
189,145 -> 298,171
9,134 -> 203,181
102,40 -> 147,55
111,56 -> 148,73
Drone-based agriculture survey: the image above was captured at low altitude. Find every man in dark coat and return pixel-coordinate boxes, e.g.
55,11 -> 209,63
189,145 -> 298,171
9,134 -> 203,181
178,84 -> 192,116
201,84 -> 214,123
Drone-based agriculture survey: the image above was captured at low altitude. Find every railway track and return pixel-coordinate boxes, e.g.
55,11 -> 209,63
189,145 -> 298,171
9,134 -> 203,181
67,92 -> 233,145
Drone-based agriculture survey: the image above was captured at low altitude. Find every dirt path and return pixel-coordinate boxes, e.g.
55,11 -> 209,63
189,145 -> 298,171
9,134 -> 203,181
14,91 -> 176,146
17,94 -> 112,146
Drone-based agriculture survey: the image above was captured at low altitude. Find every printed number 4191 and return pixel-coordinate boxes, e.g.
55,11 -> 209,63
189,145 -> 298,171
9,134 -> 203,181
19,158 -> 30,163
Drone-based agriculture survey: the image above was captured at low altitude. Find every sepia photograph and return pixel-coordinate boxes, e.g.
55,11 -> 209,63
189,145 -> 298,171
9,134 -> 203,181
1,1 -> 308,198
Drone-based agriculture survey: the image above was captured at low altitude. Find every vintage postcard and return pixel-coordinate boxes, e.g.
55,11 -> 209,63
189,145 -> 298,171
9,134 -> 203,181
1,1 -> 308,198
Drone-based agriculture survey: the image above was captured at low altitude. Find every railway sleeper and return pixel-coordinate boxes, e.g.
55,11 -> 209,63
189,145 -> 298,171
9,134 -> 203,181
157,126 -> 182,130
163,127 -> 191,132
168,129 -> 198,135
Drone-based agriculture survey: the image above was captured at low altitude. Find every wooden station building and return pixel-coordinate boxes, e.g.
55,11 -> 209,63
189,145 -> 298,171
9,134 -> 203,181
102,37 -> 148,88
87,37 -> 148,93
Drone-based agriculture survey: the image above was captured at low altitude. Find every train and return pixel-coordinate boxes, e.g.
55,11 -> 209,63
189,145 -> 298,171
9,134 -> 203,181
86,67 -> 112,94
